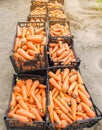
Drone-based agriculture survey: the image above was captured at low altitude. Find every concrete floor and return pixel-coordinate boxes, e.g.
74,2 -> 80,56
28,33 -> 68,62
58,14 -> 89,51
0,0 -> 102,130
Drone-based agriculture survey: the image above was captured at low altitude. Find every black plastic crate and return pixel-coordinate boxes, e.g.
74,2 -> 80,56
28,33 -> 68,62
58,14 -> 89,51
4,74 -> 48,130
47,1 -> 63,10
47,66 -> 102,130
9,22 -> 48,73
48,21 -> 73,39
48,8 -> 66,21
47,38 -> 80,68
30,5 -> 47,16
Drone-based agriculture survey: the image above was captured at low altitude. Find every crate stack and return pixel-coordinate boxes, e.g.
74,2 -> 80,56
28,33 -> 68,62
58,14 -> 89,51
4,0 -> 102,130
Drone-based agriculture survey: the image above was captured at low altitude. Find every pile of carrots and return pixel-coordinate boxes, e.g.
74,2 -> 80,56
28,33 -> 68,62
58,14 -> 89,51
28,17 -> 45,22
48,9 -> 66,20
48,40 -> 75,65
30,6 -> 47,15
13,24 -> 46,63
48,68 -> 96,129
47,1 -> 62,9
8,78 -> 46,123
50,23 -> 71,37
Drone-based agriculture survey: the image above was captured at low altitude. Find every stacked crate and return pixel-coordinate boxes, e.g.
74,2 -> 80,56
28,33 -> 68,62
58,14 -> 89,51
4,0 -> 102,130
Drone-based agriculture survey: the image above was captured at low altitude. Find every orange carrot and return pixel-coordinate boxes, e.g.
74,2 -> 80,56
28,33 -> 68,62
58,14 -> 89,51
68,81 -> 77,94
13,114 -> 29,122
77,104 -> 83,112
8,105 -> 18,118
10,93 -> 16,109
25,79 -> 33,96
69,74 -> 77,84
26,35 -> 44,43
56,48 -> 65,56
19,100 -> 29,111
14,37 -> 20,51
48,105 -> 54,124
55,109 -> 63,115
53,111 -> 61,125
48,71 -> 60,81
22,45 -> 28,51
16,79 -> 25,87
17,48 -> 34,60
77,112 -> 89,119
72,85 -> 78,99
21,85 -> 27,101
13,52 -> 25,61
38,84 -> 46,89
30,107 -> 43,121
32,94 -> 42,111
51,88 -> 57,96
42,97 -> 46,115
81,102 -> 96,118
22,27 -> 27,37
62,68 -> 69,81
50,91 -> 54,108
76,116 -> 83,121
62,76 -> 69,92
57,51 -> 69,61
53,90 -> 59,98
16,96 -> 23,102
29,26 -> 34,35
60,113 -> 73,124
78,90 -> 92,107
17,25 -> 22,37
56,120 -> 68,129
77,71 -> 83,84
78,84 -> 90,99
13,85 -> 22,94
35,27 -> 44,35
16,109 -> 35,119
26,42 -> 38,52
54,98 -> 68,114
60,91 -> 65,98
71,98 -> 77,121
49,78 -> 61,90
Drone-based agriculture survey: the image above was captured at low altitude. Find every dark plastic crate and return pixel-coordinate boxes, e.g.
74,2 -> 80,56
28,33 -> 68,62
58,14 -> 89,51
48,21 -> 73,39
47,66 -> 102,130
47,38 -> 80,68
9,22 -> 48,73
31,0 -> 48,5
4,74 -> 48,130
47,1 -> 63,10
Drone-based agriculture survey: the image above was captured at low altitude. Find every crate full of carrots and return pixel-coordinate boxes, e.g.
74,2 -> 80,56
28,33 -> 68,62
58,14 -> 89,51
10,22 -> 48,73
47,38 -> 80,67
4,74 -> 47,130
47,67 -> 102,130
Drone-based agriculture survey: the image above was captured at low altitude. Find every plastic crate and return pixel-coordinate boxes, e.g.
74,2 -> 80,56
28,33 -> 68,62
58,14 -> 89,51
4,74 -> 48,130
31,0 -> 48,5
47,1 -> 63,10
47,66 -> 102,130
47,38 -> 80,68
48,8 -> 66,21
48,20 -> 73,39
9,22 -> 48,73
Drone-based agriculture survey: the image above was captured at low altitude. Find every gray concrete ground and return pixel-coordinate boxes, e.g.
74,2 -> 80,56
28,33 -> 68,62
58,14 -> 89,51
0,0 -> 102,130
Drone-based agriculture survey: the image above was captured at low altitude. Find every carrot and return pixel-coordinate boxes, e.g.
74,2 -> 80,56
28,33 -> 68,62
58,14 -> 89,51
13,85 -> 22,94
26,42 -> 38,52
77,104 -> 83,112
16,96 -> 23,102
57,51 -> 69,61
38,84 -> 46,89
17,48 -> 34,60
25,79 -> 33,96
71,98 -> 77,121
81,102 -> 96,118
49,78 -> 61,90
17,25 -> 22,37
42,97 -> 46,114
78,84 -> 90,99
78,90 -> 92,107
69,74 -> 77,84
16,109 -> 35,119
10,93 -> 16,109
62,68 -> 69,81
50,91 -> 54,108
8,105 -> 18,118
48,105 -> 54,124
13,114 -> 29,122
64,56 -> 73,65
13,52 -> 25,61
62,76 -> 69,92
55,109 -> 63,115
16,79 -> 25,87
30,107 -> 43,121
51,88 -> 57,96
53,90 -> 59,98
19,100 -> 29,111
41,89 -> 46,98
29,96 -> 34,104
76,96 -> 81,104
54,98 -> 68,114
35,27 -> 44,35
77,71 -> 83,84
34,88 -> 39,95
48,71 -> 60,81
72,85 -> 78,99
60,113 -> 73,124
58,40 -> 63,48
22,45 -> 28,51
56,120 -> 68,129
76,116 -> 83,121
77,112 -> 89,119
32,94 -> 42,111
29,26 -> 34,35
28,80 -> 39,97
14,92 -> 22,97
59,98 -> 71,112
21,85 -> 27,101
26,35 -> 44,43
68,81 -> 77,94
56,48 -> 65,56
59,91 -> 65,98
53,111 -> 61,125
